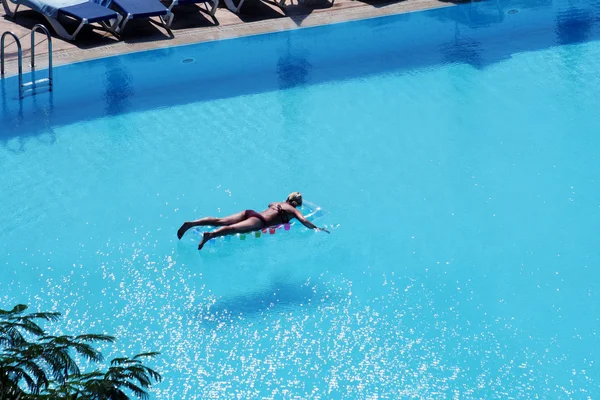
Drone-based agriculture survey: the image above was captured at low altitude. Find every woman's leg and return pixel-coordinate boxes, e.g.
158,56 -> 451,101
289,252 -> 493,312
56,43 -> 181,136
177,211 -> 247,239
198,217 -> 263,250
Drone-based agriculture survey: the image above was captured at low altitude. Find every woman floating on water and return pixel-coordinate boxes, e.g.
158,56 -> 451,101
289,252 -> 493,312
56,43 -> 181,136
177,192 -> 330,250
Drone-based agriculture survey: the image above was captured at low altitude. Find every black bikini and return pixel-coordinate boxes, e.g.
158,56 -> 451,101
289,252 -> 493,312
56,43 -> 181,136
244,210 -> 268,227
244,206 -> 289,228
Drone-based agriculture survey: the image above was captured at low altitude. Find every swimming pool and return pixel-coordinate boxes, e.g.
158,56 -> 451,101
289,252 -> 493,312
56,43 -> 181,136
2,0 -> 600,397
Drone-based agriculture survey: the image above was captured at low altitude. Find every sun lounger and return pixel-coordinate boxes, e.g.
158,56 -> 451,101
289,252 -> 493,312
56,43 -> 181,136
2,0 -> 122,40
165,0 -> 218,18
101,0 -> 173,33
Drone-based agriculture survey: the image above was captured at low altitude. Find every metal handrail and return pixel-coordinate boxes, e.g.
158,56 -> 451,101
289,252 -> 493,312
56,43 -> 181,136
0,31 -> 23,98
30,24 -> 53,91
1,25 -> 53,99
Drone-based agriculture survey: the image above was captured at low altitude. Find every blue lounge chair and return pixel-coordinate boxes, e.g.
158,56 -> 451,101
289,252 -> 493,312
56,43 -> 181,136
2,0 -> 122,40
98,0 -> 173,33
165,0 -> 218,18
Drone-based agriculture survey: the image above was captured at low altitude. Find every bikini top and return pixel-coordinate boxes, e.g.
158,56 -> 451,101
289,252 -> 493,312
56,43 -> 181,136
275,205 -> 291,224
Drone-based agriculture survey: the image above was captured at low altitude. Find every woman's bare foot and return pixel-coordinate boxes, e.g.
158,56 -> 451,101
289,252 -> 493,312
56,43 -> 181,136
198,232 -> 211,250
177,222 -> 192,239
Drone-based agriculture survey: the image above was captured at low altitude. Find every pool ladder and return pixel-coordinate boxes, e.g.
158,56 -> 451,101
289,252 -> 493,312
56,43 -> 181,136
1,24 -> 53,99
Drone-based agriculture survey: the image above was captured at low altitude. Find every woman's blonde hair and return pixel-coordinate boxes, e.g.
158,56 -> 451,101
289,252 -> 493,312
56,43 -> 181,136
286,192 -> 303,207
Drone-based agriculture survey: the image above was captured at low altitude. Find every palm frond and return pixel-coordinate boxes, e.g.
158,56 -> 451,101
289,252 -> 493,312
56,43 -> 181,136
14,312 -> 61,322
16,359 -> 49,393
143,366 -> 162,383
45,335 -> 74,345
70,342 -> 104,363
74,334 -> 115,343
76,370 -> 104,382
110,357 -> 130,366
133,352 -> 160,360
2,304 -> 162,400
0,321 -> 45,345
0,305 -> 28,317
121,380 -> 149,400
12,320 -> 46,337
0,327 -> 27,348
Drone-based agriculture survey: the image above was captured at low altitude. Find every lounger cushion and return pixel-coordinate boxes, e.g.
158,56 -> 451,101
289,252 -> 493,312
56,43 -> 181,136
110,0 -> 167,17
59,1 -> 118,22
10,0 -> 92,17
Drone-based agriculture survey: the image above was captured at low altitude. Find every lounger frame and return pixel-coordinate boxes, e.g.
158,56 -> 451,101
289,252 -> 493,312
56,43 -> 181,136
104,0 -> 173,33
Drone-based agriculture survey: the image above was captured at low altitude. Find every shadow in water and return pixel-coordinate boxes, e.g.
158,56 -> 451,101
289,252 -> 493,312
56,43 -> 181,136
556,6 -> 594,45
196,279 -> 334,326
442,0 -> 506,28
277,37 -> 312,89
440,24 -> 484,69
104,58 -> 133,116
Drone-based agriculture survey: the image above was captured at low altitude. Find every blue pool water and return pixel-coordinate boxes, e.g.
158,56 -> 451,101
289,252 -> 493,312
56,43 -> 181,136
2,0 -> 600,397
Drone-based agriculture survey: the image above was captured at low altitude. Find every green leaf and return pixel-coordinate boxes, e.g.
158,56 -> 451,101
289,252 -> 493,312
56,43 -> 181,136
75,334 -> 115,343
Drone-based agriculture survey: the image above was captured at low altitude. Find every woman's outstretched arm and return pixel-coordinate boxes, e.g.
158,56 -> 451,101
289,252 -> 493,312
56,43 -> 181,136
293,209 -> 330,233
